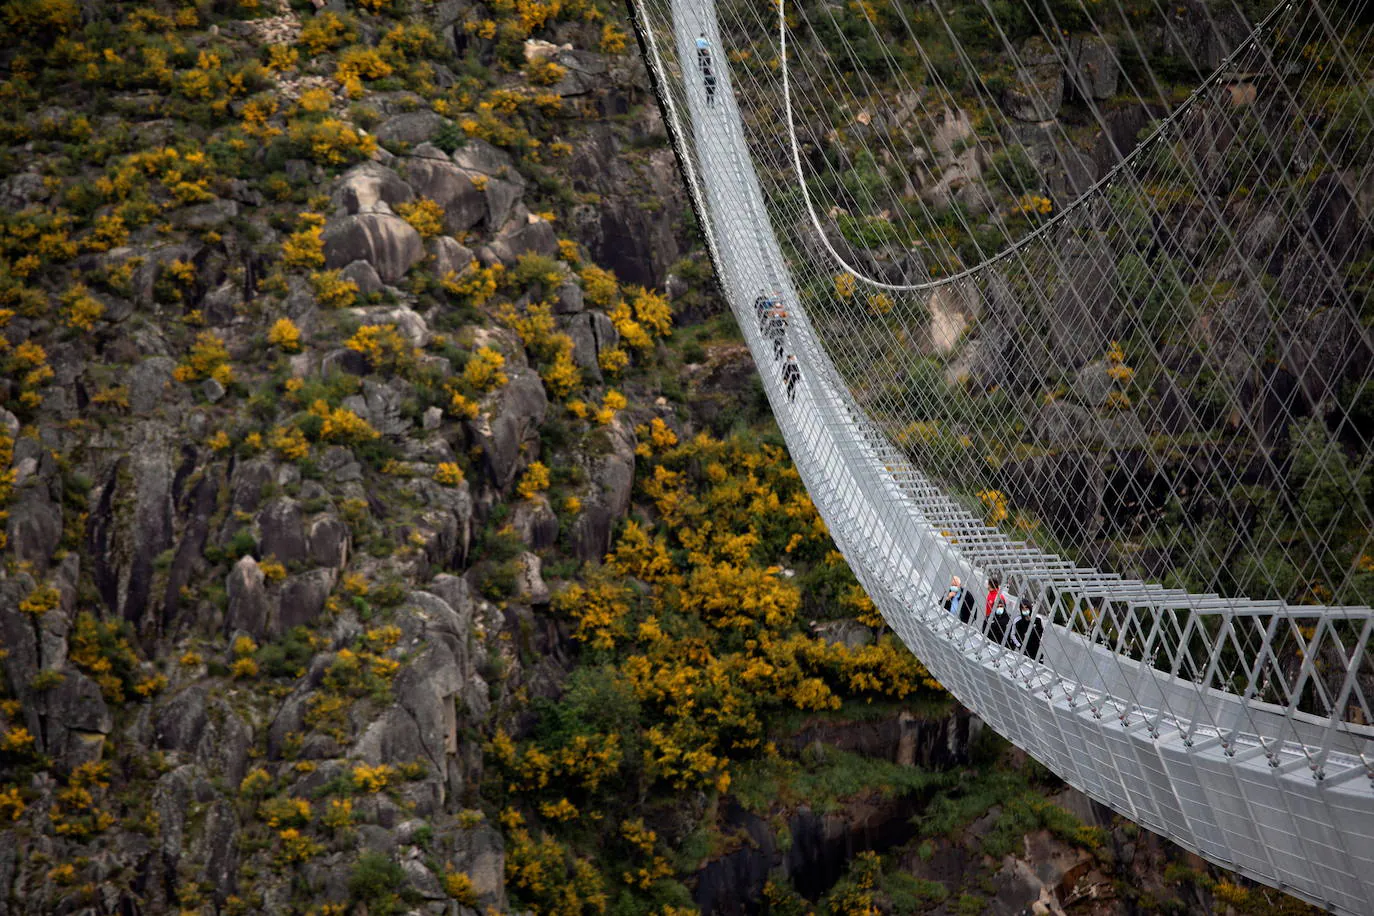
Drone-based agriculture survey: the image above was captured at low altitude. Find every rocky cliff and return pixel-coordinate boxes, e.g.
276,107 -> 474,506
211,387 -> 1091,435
0,0 -> 1340,914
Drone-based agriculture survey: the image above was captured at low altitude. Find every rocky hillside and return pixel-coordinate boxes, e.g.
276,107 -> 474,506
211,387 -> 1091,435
0,0 -> 1338,914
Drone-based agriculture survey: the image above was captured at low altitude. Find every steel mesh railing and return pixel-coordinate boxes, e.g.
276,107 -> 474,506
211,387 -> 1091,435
627,0 -> 1374,909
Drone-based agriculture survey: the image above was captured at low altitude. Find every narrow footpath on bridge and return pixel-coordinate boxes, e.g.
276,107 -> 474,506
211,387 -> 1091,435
626,0 -> 1374,909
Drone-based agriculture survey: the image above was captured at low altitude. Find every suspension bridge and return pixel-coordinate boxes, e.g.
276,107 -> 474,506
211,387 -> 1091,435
627,0 -> 1374,910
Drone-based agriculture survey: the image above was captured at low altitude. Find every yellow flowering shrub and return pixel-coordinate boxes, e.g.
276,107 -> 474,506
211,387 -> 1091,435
600,23 -> 628,53
516,461 -> 550,499
580,264 -> 618,308
833,272 -> 856,300
346,324 -> 414,374
270,425 -> 311,461
281,213 -> 326,270
463,346 -> 508,393
310,270 -> 360,309
0,787 -> 25,821
268,318 -> 302,353
172,332 -> 233,384
435,463 -> 465,486
288,118 -> 377,164
299,12 -> 354,55
442,262 -> 504,307
527,57 -> 566,86
396,198 -> 445,237
297,87 -> 333,114
351,763 -> 396,793
335,46 -> 393,97
443,871 -> 478,906
309,400 -> 379,444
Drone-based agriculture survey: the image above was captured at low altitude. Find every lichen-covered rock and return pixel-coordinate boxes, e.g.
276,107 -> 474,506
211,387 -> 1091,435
374,111 -> 452,147
1067,34 -> 1119,101
514,552 -> 551,604
155,683 -> 209,753
432,235 -> 475,277
278,568 -> 336,633
340,258 -> 385,295
343,378 -> 411,437
1004,40 -> 1063,122
486,213 -> 559,264
258,497 -> 308,566
307,514 -> 350,569
40,670 -> 111,771
571,415 -> 636,562
127,356 -> 180,415
563,309 -> 619,383
322,213 -> 424,283
401,156 -> 486,234
225,555 -> 272,638
471,368 -> 548,490
5,480 -> 61,568
510,497 -> 559,550
87,434 -> 176,626
349,304 -> 431,348
333,161 -> 415,215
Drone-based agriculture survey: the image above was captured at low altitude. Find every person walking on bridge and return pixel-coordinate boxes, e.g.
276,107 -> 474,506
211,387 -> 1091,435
943,575 -> 971,624
753,288 -> 770,331
695,33 -> 717,107
1012,597 -> 1043,658
783,354 -> 800,402
987,596 -> 1012,646
765,306 -> 788,360
984,575 -> 1004,623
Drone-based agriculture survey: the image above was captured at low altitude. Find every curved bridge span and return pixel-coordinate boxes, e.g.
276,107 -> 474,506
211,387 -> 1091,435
627,0 -> 1374,910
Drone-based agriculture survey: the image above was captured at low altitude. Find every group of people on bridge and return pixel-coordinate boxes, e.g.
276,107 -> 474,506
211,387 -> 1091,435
753,289 -> 800,402
943,574 -> 1043,657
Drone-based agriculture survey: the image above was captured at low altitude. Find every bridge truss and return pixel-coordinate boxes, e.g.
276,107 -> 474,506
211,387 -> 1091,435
627,0 -> 1374,910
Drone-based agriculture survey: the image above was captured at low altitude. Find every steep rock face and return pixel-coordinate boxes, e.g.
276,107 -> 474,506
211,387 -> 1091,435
373,110 -> 452,146
400,154 -> 487,234
1004,40 -> 1064,122
472,368 -> 549,490
570,414 -> 636,562
87,430 -> 177,627
322,212 -> 425,283
1048,237 -> 1118,369
332,161 -> 415,215
566,122 -> 683,287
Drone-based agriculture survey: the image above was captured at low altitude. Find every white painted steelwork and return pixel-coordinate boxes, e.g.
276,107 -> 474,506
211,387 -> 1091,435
626,0 -> 1374,910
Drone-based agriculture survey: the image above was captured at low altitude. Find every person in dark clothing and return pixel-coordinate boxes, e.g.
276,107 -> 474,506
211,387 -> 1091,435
942,575 -> 972,624
1012,598 -> 1043,658
704,67 -> 717,107
782,355 -> 800,402
753,289 -> 770,330
766,307 -> 787,360
986,597 -> 1011,646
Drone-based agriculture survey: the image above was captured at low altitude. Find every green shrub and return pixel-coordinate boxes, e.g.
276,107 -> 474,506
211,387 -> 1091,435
348,852 -> 404,909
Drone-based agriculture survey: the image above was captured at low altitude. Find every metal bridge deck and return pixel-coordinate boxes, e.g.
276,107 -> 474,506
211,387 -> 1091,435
630,0 -> 1374,909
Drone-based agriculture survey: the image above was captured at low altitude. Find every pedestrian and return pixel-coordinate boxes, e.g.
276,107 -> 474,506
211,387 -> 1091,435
984,575 -> 1004,621
783,354 -> 800,402
1012,597 -> 1043,658
753,288 -> 770,329
704,67 -> 716,107
766,307 -> 787,360
696,32 -> 711,69
987,597 -> 1011,646
942,575 -> 971,624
